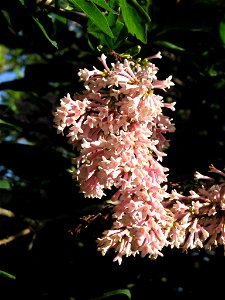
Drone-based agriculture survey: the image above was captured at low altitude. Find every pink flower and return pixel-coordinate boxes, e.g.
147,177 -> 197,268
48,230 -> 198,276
167,165 -> 225,252
53,52 -> 176,263
54,52 -> 225,263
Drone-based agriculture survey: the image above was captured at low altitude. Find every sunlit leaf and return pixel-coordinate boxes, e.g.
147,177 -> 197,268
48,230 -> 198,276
92,288 -> 131,300
32,16 -> 58,49
0,179 -> 11,189
69,0 -> 114,38
208,65 -> 218,77
118,0 -> 148,43
0,270 -> 16,280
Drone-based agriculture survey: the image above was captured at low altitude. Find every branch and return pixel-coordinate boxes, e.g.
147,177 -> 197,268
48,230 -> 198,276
40,3 -> 88,27
0,228 -> 32,246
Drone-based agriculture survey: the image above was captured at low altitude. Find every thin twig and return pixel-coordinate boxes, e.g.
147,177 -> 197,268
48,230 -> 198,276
0,228 -> 32,246
40,4 -> 87,26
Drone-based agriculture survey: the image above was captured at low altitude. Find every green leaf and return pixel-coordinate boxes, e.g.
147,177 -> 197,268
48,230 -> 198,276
52,13 -> 67,24
88,18 -> 127,50
130,0 -> 151,23
0,119 -> 22,131
0,180 -> 11,189
1,10 -> 11,26
118,0 -> 147,43
32,16 -> 58,49
108,0 -> 118,10
154,40 -> 185,51
111,22 -> 128,49
219,19 -> 225,45
106,1 -> 118,26
92,0 -> 116,13
91,289 -> 131,300
69,0 -> 114,38
18,0 -> 25,5
0,270 -> 16,280
208,65 -> 218,77
88,24 -> 111,49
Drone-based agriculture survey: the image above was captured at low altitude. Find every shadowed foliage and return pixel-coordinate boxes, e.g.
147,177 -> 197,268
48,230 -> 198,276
0,0 -> 225,299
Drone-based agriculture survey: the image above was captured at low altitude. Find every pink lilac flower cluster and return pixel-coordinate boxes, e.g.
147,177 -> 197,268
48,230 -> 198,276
167,164 -> 225,253
53,52 -> 176,263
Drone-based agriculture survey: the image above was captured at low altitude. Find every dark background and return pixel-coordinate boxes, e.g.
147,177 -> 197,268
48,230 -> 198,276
0,0 -> 225,299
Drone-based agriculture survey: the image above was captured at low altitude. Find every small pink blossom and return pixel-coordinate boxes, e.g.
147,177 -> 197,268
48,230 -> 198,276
167,165 -> 225,253
53,52 -> 225,263
53,52 -> 176,263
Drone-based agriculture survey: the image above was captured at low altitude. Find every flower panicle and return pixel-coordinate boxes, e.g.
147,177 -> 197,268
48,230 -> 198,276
52,52 -> 224,263
168,165 -> 225,253
53,52 -> 176,263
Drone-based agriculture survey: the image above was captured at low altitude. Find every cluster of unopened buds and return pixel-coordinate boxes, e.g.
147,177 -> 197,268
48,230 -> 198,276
53,52 -> 225,264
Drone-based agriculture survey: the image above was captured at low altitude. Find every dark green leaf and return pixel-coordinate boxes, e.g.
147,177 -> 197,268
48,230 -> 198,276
111,20 -> 128,49
130,0 -> 151,22
32,16 -> 58,49
92,0 -> 117,13
106,11 -> 117,27
108,0 -> 118,10
112,20 -> 125,40
92,288 -> 131,300
88,37 -> 97,51
0,119 -> 22,131
219,19 -> 225,44
52,13 -> 67,24
106,2 -> 118,27
88,18 -> 127,50
1,9 -> 11,26
87,24 -> 111,49
69,0 -> 114,38
118,0 -> 147,43
154,40 -> 185,51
